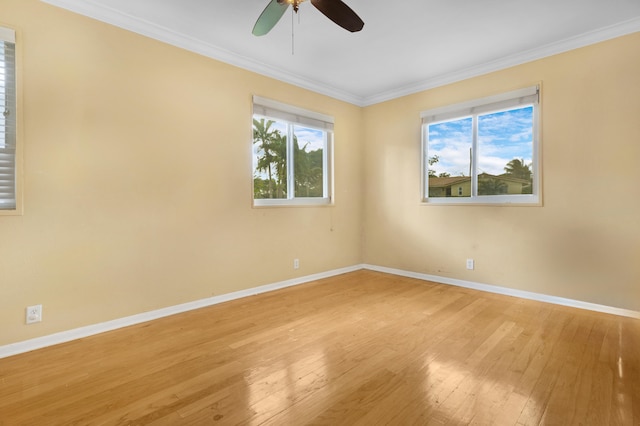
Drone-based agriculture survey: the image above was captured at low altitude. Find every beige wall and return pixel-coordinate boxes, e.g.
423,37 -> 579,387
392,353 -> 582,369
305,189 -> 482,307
1,0 -> 639,348
363,32 -> 640,312
0,0 -> 364,346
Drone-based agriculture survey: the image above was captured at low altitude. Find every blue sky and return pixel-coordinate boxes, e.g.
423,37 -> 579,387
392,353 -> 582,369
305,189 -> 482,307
294,125 -> 324,152
428,106 -> 533,176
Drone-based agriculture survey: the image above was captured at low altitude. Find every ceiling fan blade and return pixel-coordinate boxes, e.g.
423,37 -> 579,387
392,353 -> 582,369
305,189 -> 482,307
310,0 -> 364,32
252,0 -> 289,36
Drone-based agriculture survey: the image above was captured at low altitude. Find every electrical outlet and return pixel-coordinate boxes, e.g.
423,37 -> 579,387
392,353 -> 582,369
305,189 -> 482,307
26,304 -> 42,324
466,259 -> 475,270
293,258 -> 300,269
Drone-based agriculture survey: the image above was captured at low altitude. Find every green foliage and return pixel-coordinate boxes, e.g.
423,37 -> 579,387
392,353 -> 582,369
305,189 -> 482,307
294,140 -> 324,197
427,155 -> 439,177
253,118 -> 278,198
478,177 -> 508,195
253,118 -> 324,199
427,155 -> 533,196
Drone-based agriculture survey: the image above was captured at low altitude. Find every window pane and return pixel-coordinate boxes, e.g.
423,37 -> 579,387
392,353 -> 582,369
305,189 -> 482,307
293,125 -> 325,198
427,117 -> 472,198
477,106 -> 533,196
253,117 -> 288,199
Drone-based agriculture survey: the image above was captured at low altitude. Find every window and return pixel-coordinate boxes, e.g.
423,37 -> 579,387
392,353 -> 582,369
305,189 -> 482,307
252,96 -> 333,206
0,27 -> 17,211
422,85 -> 540,205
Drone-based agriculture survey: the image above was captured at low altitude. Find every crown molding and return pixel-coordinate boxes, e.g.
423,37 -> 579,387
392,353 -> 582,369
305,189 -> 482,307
361,16 -> 640,106
41,1 -> 640,107
40,0 -> 364,105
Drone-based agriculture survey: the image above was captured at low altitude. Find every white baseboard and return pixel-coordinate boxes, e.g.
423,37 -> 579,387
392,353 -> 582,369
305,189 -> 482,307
362,264 -> 640,320
2,263 -> 638,359
0,265 -> 361,359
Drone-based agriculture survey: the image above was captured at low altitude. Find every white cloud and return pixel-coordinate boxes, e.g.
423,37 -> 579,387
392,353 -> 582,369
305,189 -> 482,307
428,106 -> 534,176
294,127 -> 324,152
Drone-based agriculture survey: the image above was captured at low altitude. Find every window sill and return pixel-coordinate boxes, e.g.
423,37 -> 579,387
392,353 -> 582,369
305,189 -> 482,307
253,197 -> 333,208
0,208 -> 24,216
421,194 -> 541,206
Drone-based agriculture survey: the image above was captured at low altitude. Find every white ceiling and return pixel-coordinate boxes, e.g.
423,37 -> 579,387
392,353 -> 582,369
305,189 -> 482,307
42,0 -> 640,106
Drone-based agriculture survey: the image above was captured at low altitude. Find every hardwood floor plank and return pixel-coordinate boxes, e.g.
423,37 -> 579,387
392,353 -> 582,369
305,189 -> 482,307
0,270 -> 638,425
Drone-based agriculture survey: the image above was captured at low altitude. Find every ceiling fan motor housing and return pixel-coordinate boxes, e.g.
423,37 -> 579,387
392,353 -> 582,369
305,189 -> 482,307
255,0 -> 363,36
278,0 -> 304,13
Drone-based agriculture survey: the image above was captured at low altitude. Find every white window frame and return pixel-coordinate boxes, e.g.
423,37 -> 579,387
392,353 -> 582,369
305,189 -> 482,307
252,96 -> 333,207
0,26 -> 18,214
421,85 -> 541,205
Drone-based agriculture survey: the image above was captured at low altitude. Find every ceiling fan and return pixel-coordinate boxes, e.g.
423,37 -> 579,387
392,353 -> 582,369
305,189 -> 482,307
252,0 -> 364,36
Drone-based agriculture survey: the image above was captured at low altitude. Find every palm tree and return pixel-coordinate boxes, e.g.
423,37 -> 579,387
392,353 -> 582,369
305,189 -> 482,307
272,133 -> 288,198
504,158 -> 532,180
306,149 -> 324,197
253,118 -> 278,198
295,144 -> 324,197
253,121 -> 325,198
294,139 -> 310,196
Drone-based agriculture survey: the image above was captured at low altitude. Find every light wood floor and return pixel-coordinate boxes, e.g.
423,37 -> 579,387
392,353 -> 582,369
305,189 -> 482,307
1,270 -> 638,425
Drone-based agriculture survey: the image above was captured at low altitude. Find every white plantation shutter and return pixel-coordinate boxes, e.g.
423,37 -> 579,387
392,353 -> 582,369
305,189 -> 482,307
0,27 -> 16,210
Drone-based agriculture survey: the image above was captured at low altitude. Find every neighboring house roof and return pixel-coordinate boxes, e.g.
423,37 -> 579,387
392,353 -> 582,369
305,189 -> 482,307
429,173 -> 530,187
428,176 -> 469,188
482,173 -> 530,184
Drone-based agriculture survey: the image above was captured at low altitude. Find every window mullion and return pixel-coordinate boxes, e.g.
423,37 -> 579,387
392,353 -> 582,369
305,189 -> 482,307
532,104 -> 540,197
322,132 -> 328,199
286,124 -> 294,199
471,115 -> 478,198
422,126 -> 428,199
